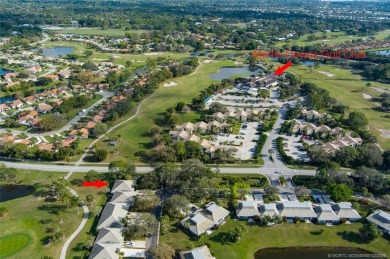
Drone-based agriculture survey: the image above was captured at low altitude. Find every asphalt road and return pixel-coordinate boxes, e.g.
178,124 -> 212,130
0,160 -> 317,176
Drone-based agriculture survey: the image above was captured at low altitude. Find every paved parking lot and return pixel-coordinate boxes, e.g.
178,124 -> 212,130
212,122 -> 261,160
283,135 -> 311,162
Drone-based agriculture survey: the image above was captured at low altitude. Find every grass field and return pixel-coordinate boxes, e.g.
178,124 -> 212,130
274,30 -> 390,47
160,218 -> 390,258
95,58 -> 236,162
52,28 -> 149,37
0,170 -> 80,259
0,234 -> 32,258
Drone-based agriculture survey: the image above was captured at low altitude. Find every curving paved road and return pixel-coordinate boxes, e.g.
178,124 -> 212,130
59,189 -> 89,259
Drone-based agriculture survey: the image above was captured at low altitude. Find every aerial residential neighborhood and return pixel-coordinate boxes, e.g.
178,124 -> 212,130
0,0 -> 389,259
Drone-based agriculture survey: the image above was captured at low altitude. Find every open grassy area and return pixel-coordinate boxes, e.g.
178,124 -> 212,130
0,170 -> 81,259
52,28 -> 150,37
274,29 -> 390,48
160,218 -> 390,258
96,58 -> 237,162
0,233 -> 32,258
232,123 -> 242,135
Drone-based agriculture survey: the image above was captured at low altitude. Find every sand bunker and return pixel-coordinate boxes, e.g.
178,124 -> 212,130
163,81 -> 177,87
113,55 -> 122,58
379,129 -> 390,139
234,61 -> 243,65
144,52 -> 161,56
318,71 -> 335,77
362,94 -> 372,100
204,59 -> 216,63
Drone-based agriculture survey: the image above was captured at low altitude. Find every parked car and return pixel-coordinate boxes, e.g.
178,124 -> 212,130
275,170 -> 284,174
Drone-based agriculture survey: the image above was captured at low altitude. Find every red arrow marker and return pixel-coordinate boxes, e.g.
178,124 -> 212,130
82,180 -> 108,188
274,61 -> 292,76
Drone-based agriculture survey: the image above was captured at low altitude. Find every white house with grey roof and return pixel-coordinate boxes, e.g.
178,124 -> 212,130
332,202 -> 361,221
278,201 -> 317,220
111,180 -> 135,193
367,210 -> 390,234
179,245 -> 215,259
181,202 -> 230,236
89,228 -> 123,259
315,204 -> 340,223
97,202 -> 129,229
236,201 -> 260,219
259,203 -> 279,217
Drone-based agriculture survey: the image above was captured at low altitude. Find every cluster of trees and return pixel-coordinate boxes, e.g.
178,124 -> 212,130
315,162 -> 389,196
309,143 -> 386,170
362,64 -> 390,83
38,113 -> 67,131
169,57 -> 198,77
54,94 -> 90,114
137,160 -> 217,202
300,82 -> 336,110
191,82 -> 228,110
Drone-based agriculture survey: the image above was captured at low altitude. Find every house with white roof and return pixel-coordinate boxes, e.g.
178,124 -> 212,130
259,204 -> 279,217
181,202 -> 230,236
332,202 -> 361,221
278,201 -> 317,220
179,245 -> 215,259
236,201 -> 260,219
367,210 -> 390,234
315,204 -> 340,223
111,180 -> 135,193
96,202 -> 129,229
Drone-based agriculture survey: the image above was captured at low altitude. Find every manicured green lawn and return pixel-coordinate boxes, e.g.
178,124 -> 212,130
232,123 -> 242,135
0,170 -> 81,259
160,219 -> 390,258
274,30 -> 390,47
0,233 -> 32,258
96,58 -> 237,162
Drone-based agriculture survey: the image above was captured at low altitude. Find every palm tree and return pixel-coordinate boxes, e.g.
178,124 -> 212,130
86,194 -> 95,207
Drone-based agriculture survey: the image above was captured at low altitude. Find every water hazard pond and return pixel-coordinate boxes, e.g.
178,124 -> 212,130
0,185 -> 35,202
254,247 -> 377,259
41,47 -> 74,57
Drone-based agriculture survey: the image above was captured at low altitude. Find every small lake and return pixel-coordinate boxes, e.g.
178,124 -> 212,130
0,89 -> 44,105
209,66 -> 262,81
191,51 -> 213,57
374,49 -> 390,56
254,247 -> 376,259
0,68 -> 11,75
41,47 -> 74,57
0,185 -> 35,202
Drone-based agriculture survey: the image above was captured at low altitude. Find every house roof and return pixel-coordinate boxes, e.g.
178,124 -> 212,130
96,202 -> 128,229
180,245 -> 214,259
333,202 -> 361,219
187,213 -> 214,236
37,103 -> 53,111
88,243 -> 119,259
0,104 -> 10,110
367,210 -> 390,233
111,180 -> 135,193
110,191 -> 137,203
259,204 -> 279,217
95,228 -> 123,244
279,201 -> 317,218
316,204 -> 340,221
203,203 -> 230,223
236,201 -> 260,217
